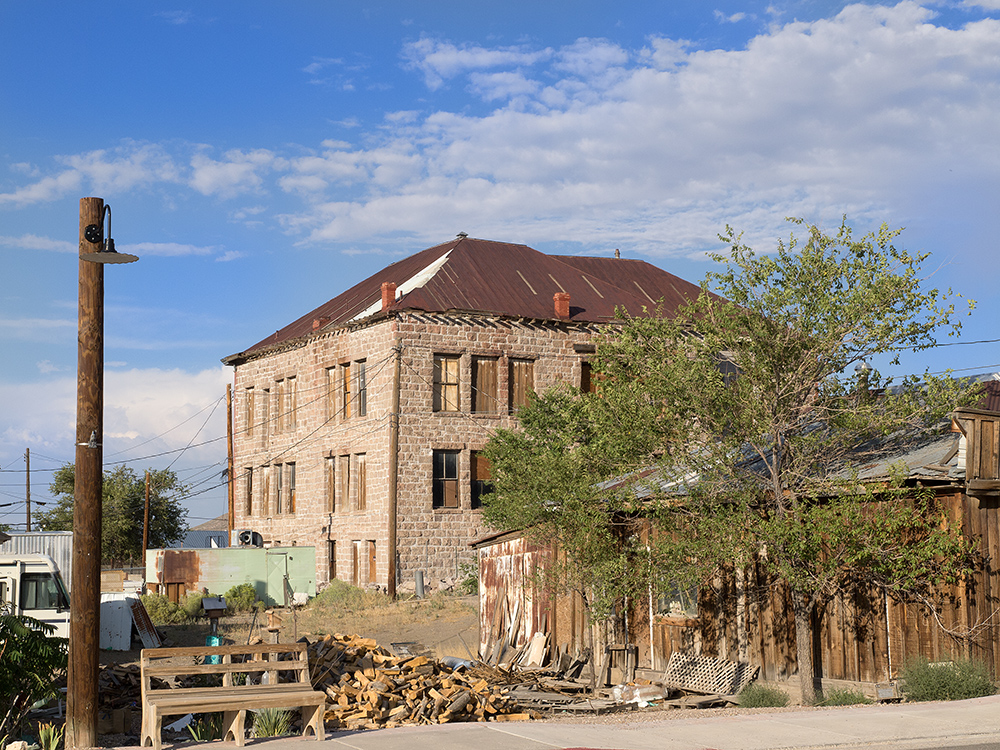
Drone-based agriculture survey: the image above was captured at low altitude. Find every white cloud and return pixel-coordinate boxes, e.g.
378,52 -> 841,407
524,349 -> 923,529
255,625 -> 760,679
715,10 -> 748,23
189,148 -> 280,198
123,242 -> 216,257
401,37 -> 552,90
0,234 -> 76,253
216,250 -> 245,262
963,0 -> 1000,9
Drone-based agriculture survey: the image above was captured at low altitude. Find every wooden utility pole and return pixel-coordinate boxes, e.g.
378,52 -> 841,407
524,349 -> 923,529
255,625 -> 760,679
143,471 -> 150,558
68,197 -> 105,750
25,448 -> 30,532
226,383 -> 235,537
387,341 -> 402,598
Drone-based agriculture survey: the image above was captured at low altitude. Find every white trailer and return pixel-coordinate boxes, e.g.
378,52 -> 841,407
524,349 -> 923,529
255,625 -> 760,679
0,553 -> 71,639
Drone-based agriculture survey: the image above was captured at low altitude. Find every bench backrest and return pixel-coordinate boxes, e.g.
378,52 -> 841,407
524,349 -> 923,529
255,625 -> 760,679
140,643 -> 312,704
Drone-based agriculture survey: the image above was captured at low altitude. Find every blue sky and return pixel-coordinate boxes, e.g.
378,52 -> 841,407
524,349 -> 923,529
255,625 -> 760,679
2,0 -> 999,528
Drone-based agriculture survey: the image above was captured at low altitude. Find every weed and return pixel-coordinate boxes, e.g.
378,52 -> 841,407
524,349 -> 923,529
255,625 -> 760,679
310,579 -> 391,612
900,656 -> 996,702
457,561 -> 478,595
140,594 -> 190,625
224,583 -> 261,613
738,683 -> 790,708
187,714 -> 224,742
815,688 -> 872,706
252,708 -> 291,738
37,722 -> 64,750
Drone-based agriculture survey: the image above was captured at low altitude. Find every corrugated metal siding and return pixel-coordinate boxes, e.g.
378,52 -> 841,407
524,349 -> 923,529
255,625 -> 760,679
230,237 -> 704,360
0,531 -> 74,588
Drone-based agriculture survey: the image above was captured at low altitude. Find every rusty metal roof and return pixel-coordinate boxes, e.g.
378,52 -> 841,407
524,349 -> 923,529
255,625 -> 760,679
229,237 -> 704,360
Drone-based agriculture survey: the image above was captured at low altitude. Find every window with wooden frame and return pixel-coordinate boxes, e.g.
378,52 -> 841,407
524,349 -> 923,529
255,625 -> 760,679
341,362 -> 352,419
338,455 -> 350,512
328,540 -> 336,582
432,450 -> 460,508
285,376 -> 297,430
351,540 -> 361,586
367,540 -> 376,584
326,456 -> 336,513
274,379 -> 285,433
326,367 -> 337,421
580,361 -> 597,394
261,388 -> 270,439
244,466 -> 253,516
508,358 -> 534,413
471,452 -> 492,510
356,359 -> 367,417
433,355 -> 460,412
274,462 -> 283,514
261,465 -> 271,517
355,453 -> 367,511
245,387 -> 254,437
287,462 -> 296,514
472,357 -> 498,413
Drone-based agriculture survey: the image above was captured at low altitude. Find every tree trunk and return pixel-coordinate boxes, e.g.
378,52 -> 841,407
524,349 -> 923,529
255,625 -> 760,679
792,588 -> 818,705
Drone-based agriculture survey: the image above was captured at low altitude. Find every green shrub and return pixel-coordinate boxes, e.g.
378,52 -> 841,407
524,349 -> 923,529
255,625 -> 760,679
37,721 -> 65,750
140,593 -> 190,625
182,592 -> 206,619
252,708 -> 290,738
900,656 -> 996,702
310,579 -> 390,612
816,688 -> 872,706
0,614 -> 68,747
456,561 -> 478,595
738,682 -> 790,708
225,583 -> 260,613
188,713 -> 224,741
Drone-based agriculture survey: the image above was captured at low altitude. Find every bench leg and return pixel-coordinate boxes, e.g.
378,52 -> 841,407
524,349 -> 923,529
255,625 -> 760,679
301,703 -> 324,740
141,707 -> 162,750
222,710 -> 245,746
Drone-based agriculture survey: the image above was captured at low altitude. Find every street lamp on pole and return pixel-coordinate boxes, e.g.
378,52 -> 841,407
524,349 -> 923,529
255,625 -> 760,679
67,197 -> 137,750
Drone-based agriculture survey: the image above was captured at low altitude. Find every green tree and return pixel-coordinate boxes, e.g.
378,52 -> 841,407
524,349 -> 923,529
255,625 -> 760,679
0,614 -> 68,745
38,464 -> 188,565
486,217 -> 980,704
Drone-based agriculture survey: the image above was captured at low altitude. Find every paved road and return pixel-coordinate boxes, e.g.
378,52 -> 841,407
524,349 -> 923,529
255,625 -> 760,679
210,695 -> 1000,750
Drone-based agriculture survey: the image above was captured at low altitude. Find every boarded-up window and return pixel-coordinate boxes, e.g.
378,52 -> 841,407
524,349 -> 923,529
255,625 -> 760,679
471,452 -> 492,509
326,456 -> 336,513
472,357 -> 498,413
286,376 -> 297,430
509,359 -> 534,412
326,367 -> 337,421
328,540 -> 336,582
245,387 -> 254,437
341,363 -> 352,419
433,355 -> 460,412
261,388 -> 270,439
356,360 -> 367,417
356,453 -> 367,511
338,455 -> 350,512
244,466 -> 253,516
274,463 -> 283,514
274,379 -> 284,433
352,541 -> 361,586
433,450 -> 460,508
368,540 -> 376,584
287,462 -> 296,514
262,466 -> 270,517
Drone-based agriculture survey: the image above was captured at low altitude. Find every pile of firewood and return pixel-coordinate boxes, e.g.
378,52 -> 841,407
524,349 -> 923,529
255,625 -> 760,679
305,634 -> 530,729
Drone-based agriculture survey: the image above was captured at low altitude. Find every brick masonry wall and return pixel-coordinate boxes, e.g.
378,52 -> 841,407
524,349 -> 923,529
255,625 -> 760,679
230,312 -> 601,589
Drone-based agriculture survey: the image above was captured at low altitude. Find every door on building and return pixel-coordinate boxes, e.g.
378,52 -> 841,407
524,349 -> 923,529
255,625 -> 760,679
266,551 -> 289,607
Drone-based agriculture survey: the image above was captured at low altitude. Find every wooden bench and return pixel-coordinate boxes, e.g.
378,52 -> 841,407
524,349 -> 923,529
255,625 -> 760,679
140,642 -> 326,750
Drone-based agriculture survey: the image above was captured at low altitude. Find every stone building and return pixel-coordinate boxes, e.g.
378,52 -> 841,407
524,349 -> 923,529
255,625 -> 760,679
222,236 -> 702,592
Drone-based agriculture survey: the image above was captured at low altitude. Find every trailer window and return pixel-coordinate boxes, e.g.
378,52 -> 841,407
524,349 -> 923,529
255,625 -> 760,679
20,573 -> 69,610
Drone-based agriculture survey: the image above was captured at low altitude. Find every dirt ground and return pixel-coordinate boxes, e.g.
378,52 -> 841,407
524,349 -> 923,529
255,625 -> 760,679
101,592 -> 480,666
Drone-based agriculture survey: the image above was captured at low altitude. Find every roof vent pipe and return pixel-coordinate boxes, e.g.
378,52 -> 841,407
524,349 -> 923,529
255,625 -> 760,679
381,281 -> 397,312
554,292 -> 571,320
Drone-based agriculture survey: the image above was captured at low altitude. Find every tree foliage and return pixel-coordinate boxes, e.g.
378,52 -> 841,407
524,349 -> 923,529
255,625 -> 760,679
37,464 -> 188,565
0,613 -> 68,745
485,217 -> 980,703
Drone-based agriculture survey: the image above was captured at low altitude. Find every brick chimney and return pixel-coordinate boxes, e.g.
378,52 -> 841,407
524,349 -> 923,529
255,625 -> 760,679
311,316 -> 330,331
554,292 -> 571,320
381,281 -> 397,312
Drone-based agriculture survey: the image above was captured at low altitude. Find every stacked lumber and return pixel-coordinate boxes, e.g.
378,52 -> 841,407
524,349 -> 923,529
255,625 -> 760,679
305,634 -> 529,729
98,664 -> 167,709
